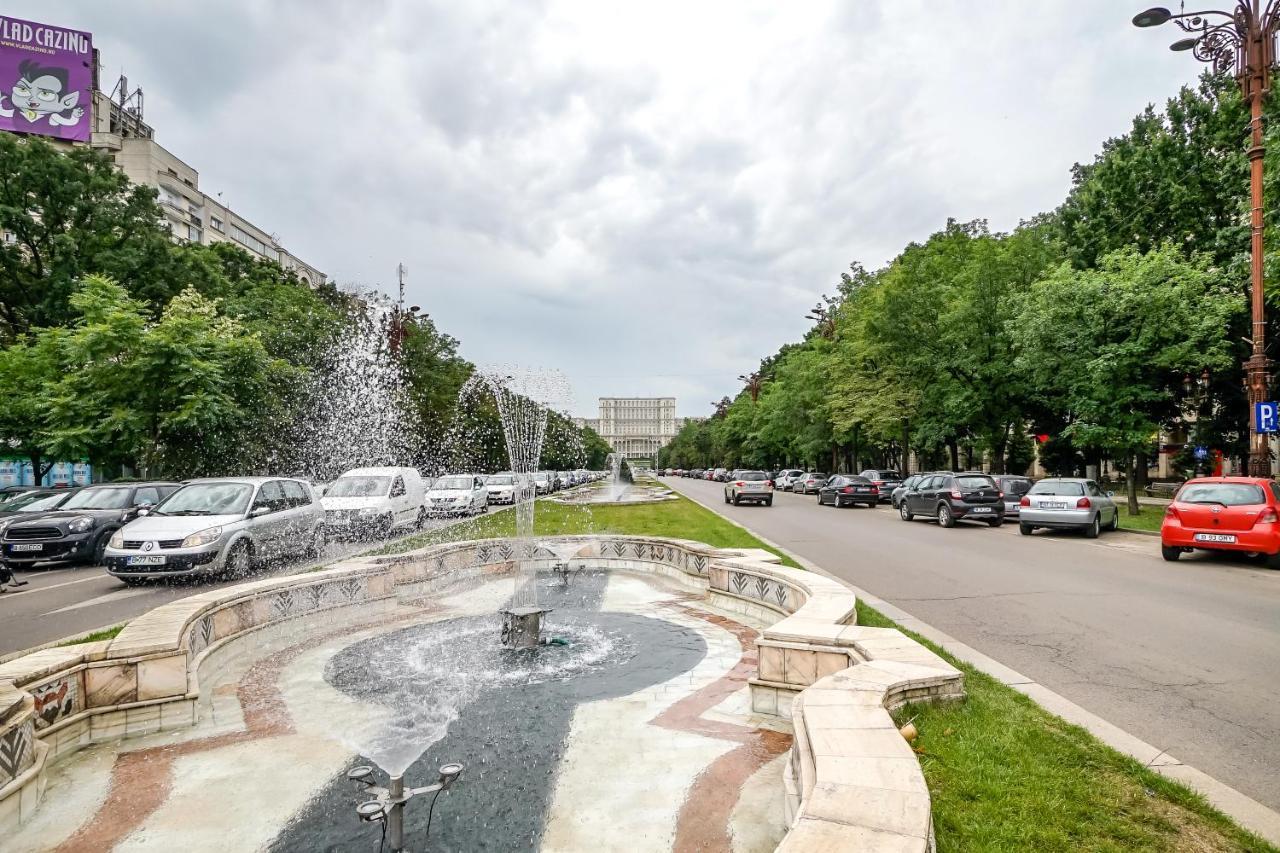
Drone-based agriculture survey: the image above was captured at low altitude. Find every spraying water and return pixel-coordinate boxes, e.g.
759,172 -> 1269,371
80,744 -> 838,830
458,367 -> 572,609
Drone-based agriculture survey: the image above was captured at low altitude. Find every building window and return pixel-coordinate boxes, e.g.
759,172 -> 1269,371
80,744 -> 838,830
210,216 -> 223,232
187,225 -> 201,242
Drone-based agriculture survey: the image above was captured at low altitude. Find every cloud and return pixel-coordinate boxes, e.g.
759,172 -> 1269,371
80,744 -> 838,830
17,0 -> 1201,416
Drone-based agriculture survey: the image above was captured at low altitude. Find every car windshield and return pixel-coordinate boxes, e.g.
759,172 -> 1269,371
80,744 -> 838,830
956,476 -> 995,490
17,492 -> 73,511
739,471 -> 768,481
1177,483 -> 1266,506
869,471 -> 901,479
807,473 -> 826,480
1000,478 -> 1032,495
1029,480 -> 1084,496
0,491 -> 57,512
534,474 -> 549,482
326,476 -> 391,497
61,487 -> 134,510
155,483 -> 254,516
434,477 -> 472,490
488,475 -> 516,485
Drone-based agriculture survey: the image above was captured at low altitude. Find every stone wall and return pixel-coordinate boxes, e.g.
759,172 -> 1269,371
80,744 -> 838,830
0,534 -> 964,851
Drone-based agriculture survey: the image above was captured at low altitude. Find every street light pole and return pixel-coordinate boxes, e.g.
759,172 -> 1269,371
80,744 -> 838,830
1135,4 -> 1279,476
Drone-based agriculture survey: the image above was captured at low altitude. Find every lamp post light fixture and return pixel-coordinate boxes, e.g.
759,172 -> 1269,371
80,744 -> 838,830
1134,4 -> 1280,475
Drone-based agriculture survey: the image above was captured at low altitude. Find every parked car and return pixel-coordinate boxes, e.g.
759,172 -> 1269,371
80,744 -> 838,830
859,470 -> 903,504
796,473 -> 828,495
104,477 -> 324,583
818,475 -> 878,508
1018,478 -> 1118,538
711,468 -> 728,482
994,475 -> 1034,518
2,481 -> 180,571
775,469 -> 805,491
426,474 -> 488,516
532,472 -> 553,495
321,466 -> 426,538
0,485 -> 35,499
1160,477 -> 1280,565
0,489 -> 81,539
891,474 -> 931,509
899,472 -> 1003,528
485,473 -> 523,505
724,471 -> 774,506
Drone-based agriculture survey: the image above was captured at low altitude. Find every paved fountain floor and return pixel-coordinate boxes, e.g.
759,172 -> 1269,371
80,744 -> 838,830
10,569 -> 790,853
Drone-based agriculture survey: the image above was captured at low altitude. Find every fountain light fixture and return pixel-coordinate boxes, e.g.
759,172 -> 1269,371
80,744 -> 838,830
347,763 -> 465,853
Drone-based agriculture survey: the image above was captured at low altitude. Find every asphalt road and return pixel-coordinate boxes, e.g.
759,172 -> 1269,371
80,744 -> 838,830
662,475 -> 1280,812
0,513 -> 476,658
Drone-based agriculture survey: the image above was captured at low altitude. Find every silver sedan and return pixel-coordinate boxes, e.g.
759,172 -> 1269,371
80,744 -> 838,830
1018,478 -> 1119,538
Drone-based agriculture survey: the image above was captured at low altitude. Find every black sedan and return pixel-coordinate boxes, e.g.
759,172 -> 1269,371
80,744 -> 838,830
1,481 -> 180,570
817,475 -> 880,508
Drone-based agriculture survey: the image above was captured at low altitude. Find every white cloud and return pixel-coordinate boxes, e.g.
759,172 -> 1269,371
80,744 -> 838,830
17,1 -> 1202,415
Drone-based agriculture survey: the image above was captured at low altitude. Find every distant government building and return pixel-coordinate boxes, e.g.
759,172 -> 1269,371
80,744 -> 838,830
575,398 -> 704,462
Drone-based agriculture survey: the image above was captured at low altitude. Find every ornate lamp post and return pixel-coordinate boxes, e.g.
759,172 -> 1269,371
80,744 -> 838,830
1134,4 -> 1279,475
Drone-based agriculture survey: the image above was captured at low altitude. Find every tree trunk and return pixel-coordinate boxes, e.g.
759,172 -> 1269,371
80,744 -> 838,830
852,425 -> 860,474
27,450 -> 42,486
947,438 -> 959,472
1135,451 -> 1149,488
901,419 -> 911,475
992,427 -> 1008,475
1126,453 -> 1140,516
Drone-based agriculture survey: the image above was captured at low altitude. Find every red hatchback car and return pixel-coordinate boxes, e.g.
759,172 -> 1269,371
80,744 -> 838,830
1160,477 -> 1280,567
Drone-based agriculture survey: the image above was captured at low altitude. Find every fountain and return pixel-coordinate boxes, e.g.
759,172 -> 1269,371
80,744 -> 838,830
458,367 -> 573,648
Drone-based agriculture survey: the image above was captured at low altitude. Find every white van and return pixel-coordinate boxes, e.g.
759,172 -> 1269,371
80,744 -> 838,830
321,466 -> 426,538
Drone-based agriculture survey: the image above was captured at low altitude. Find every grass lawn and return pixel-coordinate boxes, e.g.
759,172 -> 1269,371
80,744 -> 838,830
380,492 -> 1271,851
380,494 -> 800,568
58,624 -> 125,646
858,600 -> 1274,852
1117,504 -> 1167,533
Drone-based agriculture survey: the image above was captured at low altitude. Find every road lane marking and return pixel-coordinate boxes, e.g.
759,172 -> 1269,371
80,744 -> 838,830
0,573 -> 109,600
44,587 -> 154,615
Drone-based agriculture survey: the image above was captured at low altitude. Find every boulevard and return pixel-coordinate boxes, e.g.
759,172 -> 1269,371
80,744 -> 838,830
661,474 -> 1280,813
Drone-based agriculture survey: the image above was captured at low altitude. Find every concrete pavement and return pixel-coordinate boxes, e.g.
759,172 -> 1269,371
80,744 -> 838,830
662,476 -> 1280,814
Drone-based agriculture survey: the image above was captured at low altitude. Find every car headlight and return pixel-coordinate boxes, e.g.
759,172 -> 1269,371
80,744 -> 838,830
108,530 -> 124,549
66,516 -> 94,533
180,526 -> 223,548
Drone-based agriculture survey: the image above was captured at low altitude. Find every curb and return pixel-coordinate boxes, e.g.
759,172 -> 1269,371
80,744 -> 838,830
662,479 -> 1280,846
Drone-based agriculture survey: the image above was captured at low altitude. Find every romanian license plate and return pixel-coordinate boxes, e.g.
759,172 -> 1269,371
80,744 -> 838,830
10,543 -> 43,552
1194,533 -> 1236,544
127,556 -> 166,566
1041,501 -> 1067,509
745,484 -> 762,491
969,506 -> 992,513
855,488 -> 869,493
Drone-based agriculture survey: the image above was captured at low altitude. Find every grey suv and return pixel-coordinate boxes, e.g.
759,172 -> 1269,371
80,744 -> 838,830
103,477 -> 325,583
899,472 -> 1004,528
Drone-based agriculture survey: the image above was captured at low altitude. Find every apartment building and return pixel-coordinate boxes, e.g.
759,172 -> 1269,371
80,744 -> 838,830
88,90 -> 325,285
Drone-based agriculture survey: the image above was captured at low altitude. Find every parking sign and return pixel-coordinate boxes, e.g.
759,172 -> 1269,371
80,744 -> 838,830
1256,401 -> 1280,434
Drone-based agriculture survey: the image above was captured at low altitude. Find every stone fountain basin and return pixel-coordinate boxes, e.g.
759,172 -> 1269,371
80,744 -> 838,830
0,534 -> 962,852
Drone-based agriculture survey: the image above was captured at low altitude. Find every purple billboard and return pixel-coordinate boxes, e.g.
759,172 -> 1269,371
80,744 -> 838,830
0,16 -> 92,142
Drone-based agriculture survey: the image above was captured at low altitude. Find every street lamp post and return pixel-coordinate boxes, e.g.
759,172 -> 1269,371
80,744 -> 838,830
1134,4 -> 1280,475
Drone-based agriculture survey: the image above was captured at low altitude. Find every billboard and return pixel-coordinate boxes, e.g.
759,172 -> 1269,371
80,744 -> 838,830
0,16 -> 92,142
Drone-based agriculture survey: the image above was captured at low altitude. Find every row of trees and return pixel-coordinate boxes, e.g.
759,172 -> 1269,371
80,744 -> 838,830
0,136 -> 610,481
661,74 -> 1270,511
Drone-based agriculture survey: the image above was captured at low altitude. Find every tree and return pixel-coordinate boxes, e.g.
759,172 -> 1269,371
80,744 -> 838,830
1015,247 -> 1237,513
39,275 -> 294,476
0,135 -> 180,338
0,335 -> 60,480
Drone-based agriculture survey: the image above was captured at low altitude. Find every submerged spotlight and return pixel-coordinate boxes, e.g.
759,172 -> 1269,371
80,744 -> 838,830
356,800 -> 385,822
347,765 -> 375,784
438,763 -> 464,785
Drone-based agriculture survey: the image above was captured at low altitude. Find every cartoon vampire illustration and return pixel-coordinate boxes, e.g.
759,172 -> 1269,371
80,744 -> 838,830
0,59 -> 85,129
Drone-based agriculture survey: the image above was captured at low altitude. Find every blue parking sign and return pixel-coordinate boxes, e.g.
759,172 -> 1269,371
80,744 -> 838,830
1256,402 -> 1280,434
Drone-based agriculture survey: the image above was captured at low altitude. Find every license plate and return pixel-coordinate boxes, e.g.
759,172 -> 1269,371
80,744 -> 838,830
745,484 -> 762,491
1041,501 -> 1067,509
970,506 -> 992,513
10,543 -> 43,552
1193,533 -> 1236,544
126,556 -> 166,566
855,488 -> 869,493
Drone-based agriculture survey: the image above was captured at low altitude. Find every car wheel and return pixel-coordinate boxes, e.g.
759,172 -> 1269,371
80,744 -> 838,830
309,528 -> 326,558
988,518 -> 1003,528
1108,509 -> 1120,531
1084,514 -> 1100,539
224,540 -> 252,579
724,492 -> 731,504
764,498 -> 772,507
733,495 -> 741,506
416,507 -> 428,528
1161,545 -> 1182,562
900,502 -> 914,522
1019,523 -> 1033,536
92,532 -> 111,565
937,503 -> 955,528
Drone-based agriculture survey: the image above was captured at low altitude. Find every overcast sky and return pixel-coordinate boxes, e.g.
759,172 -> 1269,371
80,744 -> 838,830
19,1 -> 1200,416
